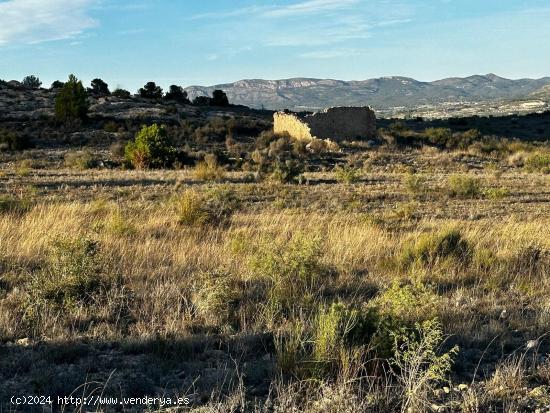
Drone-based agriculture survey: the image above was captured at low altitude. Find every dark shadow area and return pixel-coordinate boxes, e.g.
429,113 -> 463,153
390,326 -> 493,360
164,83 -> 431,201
378,111 -> 550,141
0,333 -> 275,412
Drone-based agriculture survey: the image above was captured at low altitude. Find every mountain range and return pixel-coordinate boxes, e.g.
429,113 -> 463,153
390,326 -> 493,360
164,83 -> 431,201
184,74 -> 550,112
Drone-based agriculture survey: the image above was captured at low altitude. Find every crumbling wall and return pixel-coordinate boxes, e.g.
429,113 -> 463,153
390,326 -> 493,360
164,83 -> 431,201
273,112 -> 314,140
273,107 -> 376,142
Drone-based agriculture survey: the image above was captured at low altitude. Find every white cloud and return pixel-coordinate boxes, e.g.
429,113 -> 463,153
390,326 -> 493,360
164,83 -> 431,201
0,0 -> 97,46
262,0 -> 359,18
299,48 -> 366,59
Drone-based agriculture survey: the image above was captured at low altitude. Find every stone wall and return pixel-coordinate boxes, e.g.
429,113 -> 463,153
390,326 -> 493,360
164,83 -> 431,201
273,106 -> 376,142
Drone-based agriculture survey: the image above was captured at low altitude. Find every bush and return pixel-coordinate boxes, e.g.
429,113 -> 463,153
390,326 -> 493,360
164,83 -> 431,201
88,78 -> 110,95
177,187 -> 239,227
404,173 -> 428,197
50,80 -> 64,89
524,152 -> 550,173
0,195 -> 31,215
483,187 -> 510,200
191,270 -> 238,326
447,174 -> 481,198
55,74 -> 89,122
391,319 -> 459,413
103,121 -> 119,133
22,238 -> 113,332
64,150 -> 97,170
138,82 -> 163,99
193,155 -> 226,181
124,124 -> 176,169
424,127 -> 452,146
270,159 -> 304,184
164,85 -> 189,103
400,229 -> 471,268
334,164 -> 361,184
251,234 -> 325,315
21,75 -> 42,89
192,95 -> 211,106
211,89 -> 229,106
0,129 -> 30,151
112,88 -> 131,99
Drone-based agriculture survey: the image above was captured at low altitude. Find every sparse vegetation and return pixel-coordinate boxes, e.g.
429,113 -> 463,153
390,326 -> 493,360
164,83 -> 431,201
1,81 -> 550,411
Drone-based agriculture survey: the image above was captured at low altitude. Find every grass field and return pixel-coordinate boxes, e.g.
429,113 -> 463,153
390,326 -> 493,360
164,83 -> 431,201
1,144 -> 550,412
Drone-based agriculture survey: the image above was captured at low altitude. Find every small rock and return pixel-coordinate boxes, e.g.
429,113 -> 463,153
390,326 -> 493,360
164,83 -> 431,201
16,337 -> 31,346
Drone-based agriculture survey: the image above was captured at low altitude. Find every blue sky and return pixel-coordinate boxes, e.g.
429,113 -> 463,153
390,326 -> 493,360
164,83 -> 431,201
1,0 -> 549,91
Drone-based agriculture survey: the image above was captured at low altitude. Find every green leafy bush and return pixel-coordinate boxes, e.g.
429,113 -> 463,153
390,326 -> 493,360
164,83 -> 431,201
270,159 -> 304,184
391,319 -> 459,412
176,187 -> 239,227
22,75 -> 42,89
334,164 -> 361,184
447,174 -> 481,198
138,82 -> 163,99
124,124 -> 176,169
211,89 -> 229,106
191,270 -> 239,326
404,173 -> 428,197
89,78 -> 110,95
400,229 -> 472,268
22,238 -> 114,332
164,85 -> 189,103
524,152 -> 550,173
0,129 -> 30,151
424,127 -> 452,146
64,150 -> 97,169
112,88 -> 131,98
55,74 -> 89,122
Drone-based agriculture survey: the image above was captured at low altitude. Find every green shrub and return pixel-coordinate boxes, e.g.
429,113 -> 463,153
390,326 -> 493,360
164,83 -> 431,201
124,124 -> 176,169
0,195 -> 31,215
22,238 -> 113,332
524,152 -> 550,173
424,127 -> 452,146
334,164 -> 361,184
22,75 -> 41,89
138,82 -> 163,99
391,319 -> 459,412
193,154 -> 226,181
55,74 -> 89,122
112,88 -> 131,99
164,85 -> 189,103
64,150 -> 97,169
400,229 -> 472,268
251,234 -> 324,317
89,78 -> 110,95
404,173 -> 428,197
483,187 -> 510,200
447,174 -> 481,198
176,187 -> 239,227
0,129 -> 30,151
191,270 -> 238,326
103,121 -> 119,133
270,159 -> 304,184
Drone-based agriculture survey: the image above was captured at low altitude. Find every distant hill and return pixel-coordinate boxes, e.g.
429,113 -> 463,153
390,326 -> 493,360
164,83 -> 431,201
185,74 -> 550,111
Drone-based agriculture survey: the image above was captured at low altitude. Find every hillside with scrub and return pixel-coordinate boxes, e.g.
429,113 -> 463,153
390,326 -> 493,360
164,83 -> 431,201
1,75 -> 550,412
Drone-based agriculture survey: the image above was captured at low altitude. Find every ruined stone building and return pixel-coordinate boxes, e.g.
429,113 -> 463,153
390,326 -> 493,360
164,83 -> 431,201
273,106 -> 376,142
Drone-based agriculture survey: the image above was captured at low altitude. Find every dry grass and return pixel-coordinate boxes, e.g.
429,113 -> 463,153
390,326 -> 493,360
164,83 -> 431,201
1,146 -> 550,411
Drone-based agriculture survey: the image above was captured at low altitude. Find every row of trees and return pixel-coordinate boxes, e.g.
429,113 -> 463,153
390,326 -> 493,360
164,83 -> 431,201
17,75 -> 229,106
52,75 -> 231,123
